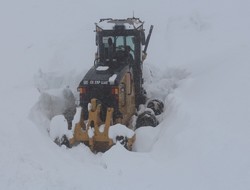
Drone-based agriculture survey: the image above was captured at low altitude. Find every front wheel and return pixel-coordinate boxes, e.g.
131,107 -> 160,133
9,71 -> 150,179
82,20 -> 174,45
54,135 -> 71,148
135,110 -> 159,129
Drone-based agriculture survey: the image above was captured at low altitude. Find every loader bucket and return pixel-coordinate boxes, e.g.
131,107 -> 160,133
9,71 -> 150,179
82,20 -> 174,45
69,98 -> 135,152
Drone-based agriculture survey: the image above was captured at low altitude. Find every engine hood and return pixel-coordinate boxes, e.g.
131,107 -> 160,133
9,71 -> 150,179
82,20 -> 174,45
79,64 -> 130,87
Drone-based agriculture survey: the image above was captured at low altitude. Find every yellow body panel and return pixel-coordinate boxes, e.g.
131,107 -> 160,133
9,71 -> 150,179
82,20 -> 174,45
70,72 -> 136,152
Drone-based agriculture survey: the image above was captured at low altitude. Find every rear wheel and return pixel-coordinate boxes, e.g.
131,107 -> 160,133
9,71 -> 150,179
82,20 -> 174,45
54,135 -> 71,148
147,99 -> 164,115
116,135 -> 128,148
135,110 -> 159,129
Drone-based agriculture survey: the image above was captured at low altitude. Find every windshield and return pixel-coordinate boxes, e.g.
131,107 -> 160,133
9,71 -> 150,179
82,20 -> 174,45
102,35 -> 135,59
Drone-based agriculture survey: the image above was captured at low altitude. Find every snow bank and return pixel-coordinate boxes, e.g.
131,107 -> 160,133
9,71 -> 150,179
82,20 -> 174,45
108,124 -> 135,143
2,0 -> 250,189
29,88 -> 76,132
49,115 -> 73,140
133,126 -> 160,152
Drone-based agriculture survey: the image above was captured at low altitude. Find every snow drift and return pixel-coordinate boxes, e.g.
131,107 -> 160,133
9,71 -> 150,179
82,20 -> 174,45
1,0 -> 250,190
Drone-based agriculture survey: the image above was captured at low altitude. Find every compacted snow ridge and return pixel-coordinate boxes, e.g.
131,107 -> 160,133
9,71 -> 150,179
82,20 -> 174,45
109,124 -> 135,143
1,0 -> 250,189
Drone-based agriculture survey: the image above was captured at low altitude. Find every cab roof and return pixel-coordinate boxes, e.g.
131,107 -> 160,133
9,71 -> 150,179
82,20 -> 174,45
96,17 -> 144,31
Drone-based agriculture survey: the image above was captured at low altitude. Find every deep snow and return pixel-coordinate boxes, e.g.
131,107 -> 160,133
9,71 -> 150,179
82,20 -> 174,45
1,0 -> 250,189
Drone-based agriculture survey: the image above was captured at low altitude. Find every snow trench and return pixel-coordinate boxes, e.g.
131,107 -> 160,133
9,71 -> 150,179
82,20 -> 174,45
29,62 -> 189,152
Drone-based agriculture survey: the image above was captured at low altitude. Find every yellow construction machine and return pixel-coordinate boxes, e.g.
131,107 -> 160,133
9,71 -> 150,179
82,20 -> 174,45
59,18 -> 164,152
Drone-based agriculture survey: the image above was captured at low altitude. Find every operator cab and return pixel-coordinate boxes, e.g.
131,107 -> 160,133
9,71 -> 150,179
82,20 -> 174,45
78,18 -> 149,120
101,35 -> 134,67
95,18 -> 146,69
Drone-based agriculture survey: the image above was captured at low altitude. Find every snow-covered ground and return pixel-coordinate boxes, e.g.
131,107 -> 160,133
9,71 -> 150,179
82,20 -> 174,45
1,0 -> 250,189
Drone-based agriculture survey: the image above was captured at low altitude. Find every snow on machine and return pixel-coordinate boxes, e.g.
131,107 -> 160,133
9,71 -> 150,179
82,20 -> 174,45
39,18 -> 164,152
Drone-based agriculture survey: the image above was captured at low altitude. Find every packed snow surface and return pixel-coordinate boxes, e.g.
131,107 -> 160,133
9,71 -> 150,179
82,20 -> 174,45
1,0 -> 250,189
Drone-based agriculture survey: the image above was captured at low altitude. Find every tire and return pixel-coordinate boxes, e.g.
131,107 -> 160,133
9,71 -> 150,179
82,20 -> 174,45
115,135 -> 134,151
54,135 -> 71,148
135,110 -> 159,129
116,135 -> 128,148
147,99 -> 164,115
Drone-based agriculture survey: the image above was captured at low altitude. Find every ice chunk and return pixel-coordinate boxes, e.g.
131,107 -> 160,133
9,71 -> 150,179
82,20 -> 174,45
88,128 -> 94,138
88,103 -> 92,111
99,124 -> 105,133
96,66 -> 109,71
109,74 -> 117,85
